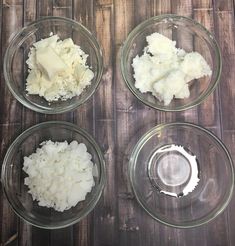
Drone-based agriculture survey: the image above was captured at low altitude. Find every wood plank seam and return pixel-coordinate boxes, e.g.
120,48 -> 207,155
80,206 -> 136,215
212,1 -> 234,245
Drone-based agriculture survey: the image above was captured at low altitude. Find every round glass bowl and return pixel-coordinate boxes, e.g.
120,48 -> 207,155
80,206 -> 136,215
121,14 -> 221,111
129,122 -> 234,228
4,17 -> 103,114
1,121 -> 105,229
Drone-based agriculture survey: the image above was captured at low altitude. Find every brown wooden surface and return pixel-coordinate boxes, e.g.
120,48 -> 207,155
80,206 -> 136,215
0,0 -> 235,245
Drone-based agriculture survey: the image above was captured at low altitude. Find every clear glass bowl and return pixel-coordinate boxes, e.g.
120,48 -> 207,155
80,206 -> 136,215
129,122 -> 234,228
1,121 -> 106,229
121,14 -> 222,111
4,16 -> 103,114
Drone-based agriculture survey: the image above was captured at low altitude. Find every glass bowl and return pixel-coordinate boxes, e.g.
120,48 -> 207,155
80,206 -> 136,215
121,14 -> 222,111
129,122 -> 234,228
1,121 -> 106,229
4,16 -> 103,114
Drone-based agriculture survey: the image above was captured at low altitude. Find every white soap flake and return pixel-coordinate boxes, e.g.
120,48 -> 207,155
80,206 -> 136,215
22,140 -> 95,212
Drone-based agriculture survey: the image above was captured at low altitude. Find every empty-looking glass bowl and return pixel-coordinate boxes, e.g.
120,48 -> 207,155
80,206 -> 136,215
129,122 -> 234,228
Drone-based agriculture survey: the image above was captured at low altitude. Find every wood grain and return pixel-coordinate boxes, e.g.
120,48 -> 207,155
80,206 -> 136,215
214,1 -> 235,246
114,1 -> 140,245
72,1 -> 96,246
0,1 -> 23,246
194,3 -> 220,128
1,0 -> 235,246
93,3 -> 119,246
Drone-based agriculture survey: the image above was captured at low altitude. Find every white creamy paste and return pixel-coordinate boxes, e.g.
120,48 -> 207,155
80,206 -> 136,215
23,140 -> 95,212
132,32 -> 212,105
26,35 -> 94,102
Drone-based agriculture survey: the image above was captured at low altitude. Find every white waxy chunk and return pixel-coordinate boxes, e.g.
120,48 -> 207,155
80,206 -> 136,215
33,35 -> 59,49
174,84 -> 190,99
132,32 -> 212,105
74,63 -> 94,83
36,46 -> 68,80
132,54 -> 172,93
181,52 -> 212,81
153,70 -> 186,106
146,32 -> 177,59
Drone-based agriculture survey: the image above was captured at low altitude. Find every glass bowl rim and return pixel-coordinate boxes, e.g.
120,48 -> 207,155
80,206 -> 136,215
1,121 -> 106,229
3,16 -> 104,114
129,122 -> 234,228
121,14 -> 222,112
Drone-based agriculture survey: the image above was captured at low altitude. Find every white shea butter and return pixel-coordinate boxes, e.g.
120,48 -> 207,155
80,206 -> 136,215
26,35 -> 94,102
36,46 -> 68,80
23,140 -> 95,212
132,32 -> 212,105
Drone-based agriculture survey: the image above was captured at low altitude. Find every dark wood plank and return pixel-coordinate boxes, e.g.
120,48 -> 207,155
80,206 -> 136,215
31,228 -> 50,246
93,3 -> 118,246
150,0 -> 171,15
0,1 -> 24,246
214,10 -> 235,131
215,0 -> 233,11
52,0 -> 72,16
24,0 -> 37,25
223,130 -> 235,246
73,214 -> 93,246
114,1 -> 142,246
193,0 -> 213,9
193,4 -> 221,127
72,1 -> 96,246
0,124 -> 22,246
18,220 -> 32,246
50,227 -> 73,246
0,1 -> 23,125
0,0 -> 4,241
17,2 -> 37,245
36,0 -> 53,17
172,0 -> 192,15
73,0 -> 94,31
214,1 -> 235,245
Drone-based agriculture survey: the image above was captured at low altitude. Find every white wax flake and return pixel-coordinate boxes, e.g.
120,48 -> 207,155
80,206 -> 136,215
23,140 -> 95,212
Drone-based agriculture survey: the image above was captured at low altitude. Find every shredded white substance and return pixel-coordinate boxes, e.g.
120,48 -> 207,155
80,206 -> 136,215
132,32 -> 212,105
23,140 -> 95,212
26,35 -> 94,102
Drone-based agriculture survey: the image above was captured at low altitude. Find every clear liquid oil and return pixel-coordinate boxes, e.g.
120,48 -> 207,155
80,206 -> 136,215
147,144 -> 200,197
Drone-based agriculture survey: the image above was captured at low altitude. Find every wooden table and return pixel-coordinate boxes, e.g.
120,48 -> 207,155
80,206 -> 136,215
1,0 -> 235,245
